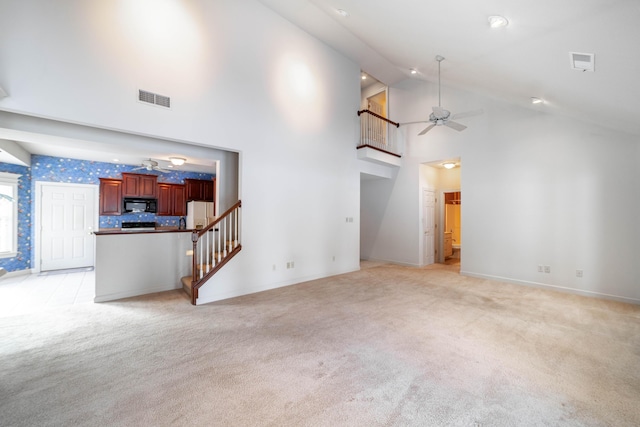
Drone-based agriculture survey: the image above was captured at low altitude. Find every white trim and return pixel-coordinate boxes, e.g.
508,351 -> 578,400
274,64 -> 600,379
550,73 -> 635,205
0,268 -> 34,278
0,172 -> 20,256
439,188 -> 460,263
461,271 -> 640,305
0,172 -> 22,182
94,283 -> 181,303
34,182 -> 99,273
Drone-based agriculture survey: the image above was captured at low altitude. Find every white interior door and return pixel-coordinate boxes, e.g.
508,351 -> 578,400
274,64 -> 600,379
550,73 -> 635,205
40,184 -> 96,271
423,189 -> 435,266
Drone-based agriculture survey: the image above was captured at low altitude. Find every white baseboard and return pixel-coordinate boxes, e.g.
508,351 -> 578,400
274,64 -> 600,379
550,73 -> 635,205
196,266 -> 361,305
360,257 -> 422,268
1,268 -> 35,279
460,270 -> 640,305
94,284 -> 182,303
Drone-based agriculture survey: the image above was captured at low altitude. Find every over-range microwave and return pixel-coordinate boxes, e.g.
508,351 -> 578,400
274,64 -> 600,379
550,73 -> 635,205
123,198 -> 157,213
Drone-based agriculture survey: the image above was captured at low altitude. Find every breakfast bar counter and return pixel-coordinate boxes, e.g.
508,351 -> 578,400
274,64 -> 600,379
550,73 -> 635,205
94,229 -> 193,302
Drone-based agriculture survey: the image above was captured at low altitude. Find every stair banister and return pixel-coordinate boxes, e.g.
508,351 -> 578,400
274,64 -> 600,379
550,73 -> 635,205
187,200 -> 242,305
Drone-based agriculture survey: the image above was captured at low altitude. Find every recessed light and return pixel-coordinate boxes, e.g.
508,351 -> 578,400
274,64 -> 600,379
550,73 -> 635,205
113,158 -> 119,162
361,74 -> 367,80
443,162 -> 456,169
410,68 -> 418,75
531,97 -> 543,104
336,9 -> 349,17
488,15 -> 509,28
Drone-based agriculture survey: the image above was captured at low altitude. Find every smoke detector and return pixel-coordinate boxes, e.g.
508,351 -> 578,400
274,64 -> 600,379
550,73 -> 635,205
570,52 -> 595,72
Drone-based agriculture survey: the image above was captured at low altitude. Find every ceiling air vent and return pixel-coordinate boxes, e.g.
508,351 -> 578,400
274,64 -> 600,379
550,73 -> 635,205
138,89 -> 171,108
569,52 -> 595,72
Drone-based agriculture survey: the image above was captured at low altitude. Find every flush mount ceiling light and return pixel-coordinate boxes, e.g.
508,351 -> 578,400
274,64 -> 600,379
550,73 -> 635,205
531,97 -> 543,104
443,162 -> 457,169
336,9 -> 349,17
488,15 -> 509,28
169,157 -> 186,166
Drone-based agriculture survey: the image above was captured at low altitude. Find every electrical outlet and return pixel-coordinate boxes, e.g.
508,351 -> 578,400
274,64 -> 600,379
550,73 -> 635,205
576,269 -> 583,278
544,266 -> 551,274
537,265 -> 543,273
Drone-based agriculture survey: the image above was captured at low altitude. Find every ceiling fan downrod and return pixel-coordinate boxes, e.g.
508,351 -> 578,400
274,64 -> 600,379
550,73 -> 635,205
436,55 -> 444,108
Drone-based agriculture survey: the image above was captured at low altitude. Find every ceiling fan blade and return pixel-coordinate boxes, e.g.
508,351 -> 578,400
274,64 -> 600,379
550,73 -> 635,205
418,124 -> 436,135
445,121 -> 467,131
131,166 -> 145,171
400,120 -> 429,125
450,108 -> 484,120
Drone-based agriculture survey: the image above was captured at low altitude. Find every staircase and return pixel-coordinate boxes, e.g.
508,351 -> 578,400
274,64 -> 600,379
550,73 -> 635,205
182,200 -> 242,305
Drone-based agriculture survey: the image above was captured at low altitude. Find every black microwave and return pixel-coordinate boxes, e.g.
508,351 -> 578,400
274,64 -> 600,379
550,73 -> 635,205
123,198 -> 157,213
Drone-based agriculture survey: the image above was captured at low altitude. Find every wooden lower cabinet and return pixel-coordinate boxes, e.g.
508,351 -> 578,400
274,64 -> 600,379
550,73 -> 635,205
157,183 -> 186,216
99,178 -> 122,215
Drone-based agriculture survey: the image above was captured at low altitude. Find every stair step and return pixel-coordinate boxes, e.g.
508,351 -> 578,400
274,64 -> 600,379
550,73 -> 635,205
181,276 -> 193,296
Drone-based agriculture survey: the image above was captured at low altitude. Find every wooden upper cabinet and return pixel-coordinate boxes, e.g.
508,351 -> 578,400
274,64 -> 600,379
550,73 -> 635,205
99,178 -> 122,215
173,185 -> 186,216
184,178 -> 215,202
157,183 -> 186,216
121,173 -> 158,198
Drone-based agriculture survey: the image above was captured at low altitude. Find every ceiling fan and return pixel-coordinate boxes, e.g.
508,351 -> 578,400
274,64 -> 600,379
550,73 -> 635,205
131,159 -> 170,173
403,55 -> 483,135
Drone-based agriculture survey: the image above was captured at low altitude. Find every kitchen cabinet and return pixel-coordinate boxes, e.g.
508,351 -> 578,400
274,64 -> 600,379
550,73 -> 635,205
99,178 -> 122,215
184,178 -> 215,202
157,183 -> 186,216
121,173 -> 158,198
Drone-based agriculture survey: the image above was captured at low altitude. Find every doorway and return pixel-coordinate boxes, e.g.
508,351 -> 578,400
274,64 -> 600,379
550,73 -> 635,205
442,190 -> 461,265
422,189 -> 435,266
36,182 -> 99,272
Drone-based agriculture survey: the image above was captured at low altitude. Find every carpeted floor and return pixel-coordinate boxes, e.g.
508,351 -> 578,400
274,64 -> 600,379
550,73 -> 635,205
1,264 -> 639,426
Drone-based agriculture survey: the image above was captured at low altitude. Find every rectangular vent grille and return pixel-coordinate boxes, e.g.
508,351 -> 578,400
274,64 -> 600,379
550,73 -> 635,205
569,52 -> 595,72
138,89 -> 171,108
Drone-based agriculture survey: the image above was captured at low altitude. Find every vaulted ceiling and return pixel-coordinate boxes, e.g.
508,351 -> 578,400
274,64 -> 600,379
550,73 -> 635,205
258,0 -> 640,136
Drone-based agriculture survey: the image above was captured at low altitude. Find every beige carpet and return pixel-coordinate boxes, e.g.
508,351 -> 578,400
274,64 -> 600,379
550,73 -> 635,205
1,264 -> 639,426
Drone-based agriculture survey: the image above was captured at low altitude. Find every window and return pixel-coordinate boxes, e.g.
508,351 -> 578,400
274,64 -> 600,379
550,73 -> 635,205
0,172 -> 20,258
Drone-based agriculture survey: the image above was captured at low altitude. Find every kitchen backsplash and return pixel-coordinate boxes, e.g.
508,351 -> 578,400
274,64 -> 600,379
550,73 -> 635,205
0,155 -> 215,272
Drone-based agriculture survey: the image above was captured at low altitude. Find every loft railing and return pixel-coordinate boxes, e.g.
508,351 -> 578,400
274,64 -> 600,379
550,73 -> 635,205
357,109 -> 401,157
188,200 -> 242,305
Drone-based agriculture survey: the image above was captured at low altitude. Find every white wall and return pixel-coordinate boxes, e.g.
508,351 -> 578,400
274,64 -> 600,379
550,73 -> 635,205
0,0 -> 361,304
365,77 -> 640,303
95,232 -> 192,302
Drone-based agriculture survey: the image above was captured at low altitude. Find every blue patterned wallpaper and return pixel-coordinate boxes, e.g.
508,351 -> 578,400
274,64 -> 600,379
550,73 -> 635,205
0,155 -> 214,273
0,163 -> 31,273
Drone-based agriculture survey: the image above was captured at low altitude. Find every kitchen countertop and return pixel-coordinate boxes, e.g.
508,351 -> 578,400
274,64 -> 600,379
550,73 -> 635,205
94,226 -> 196,235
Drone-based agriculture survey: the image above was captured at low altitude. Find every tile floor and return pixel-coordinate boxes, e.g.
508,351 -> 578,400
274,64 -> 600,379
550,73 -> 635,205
0,269 -> 95,318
